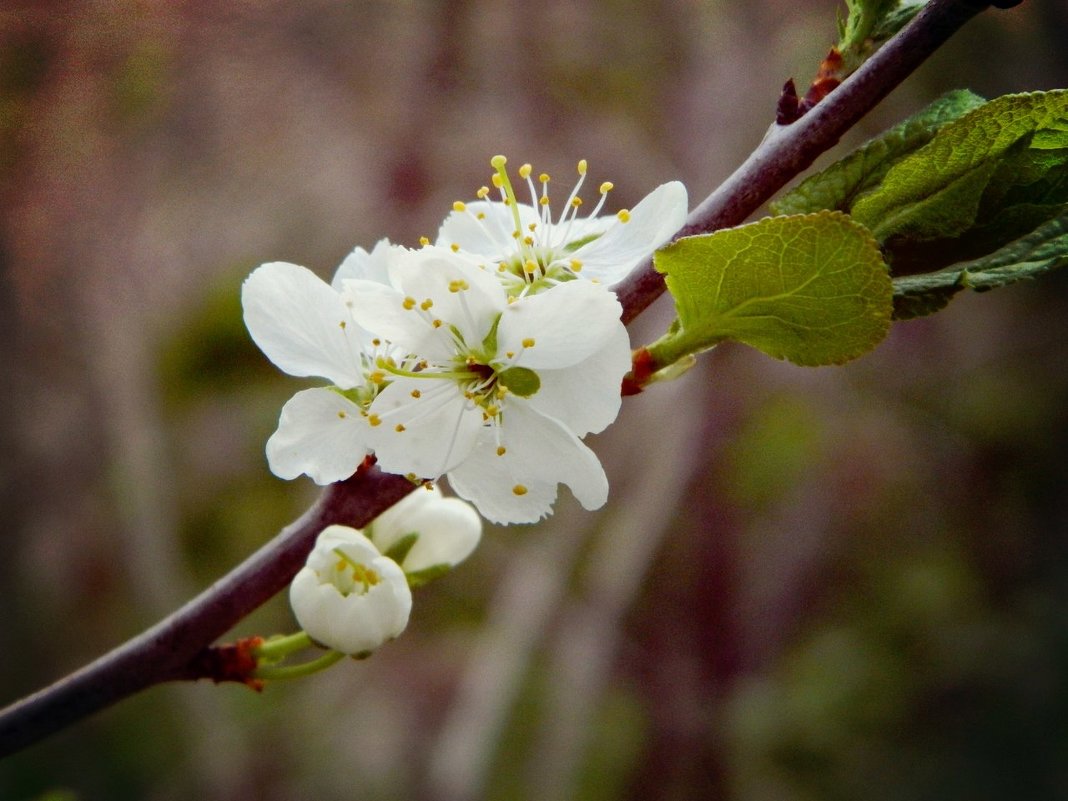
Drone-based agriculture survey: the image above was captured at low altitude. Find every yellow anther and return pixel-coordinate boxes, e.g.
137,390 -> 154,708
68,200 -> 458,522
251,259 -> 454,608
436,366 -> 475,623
477,186 -> 490,198
519,163 -> 532,178
599,181 -> 614,194
410,389 -> 421,398
450,243 -> 460,252
372,338 -> 382,346
491,174 -> 504,189
453,201 -> 466,212
570,259 -> 583,272
485,404 -> 499,417
577,159 -> 588,175
370,371 -> 385,384
477,212 -> 486,220
420,298 -> 433,310
528,222 -> 537,232
496,385 -> 508,398
337,411 -> 347,419
513,484 -> 528,496
402,297 -> 416,310
524,260 -> 538,274
523,236 -> 534,246
339,320 -> 347,329
395,424 -> 406,432
571,197 -> 583,208
539,173 -> 550,183
368,414 -> 382,427
497,446 -> 507,456
511,230 -> 521,239
539,196 -> 550,206
432,319 -> 443,328
405,473 -> 418,482
522,337 -> 535,348
448,279 -> 469,292
617,209 -> 631,222
498,263 -> 507,272
419,236 -> 430,246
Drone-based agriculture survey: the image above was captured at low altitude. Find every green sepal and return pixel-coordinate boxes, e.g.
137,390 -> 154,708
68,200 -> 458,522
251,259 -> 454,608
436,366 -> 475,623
649,212 -> 892,368
892,211 -> 1068,320
481,313 -> 502,356
497,366 -> 541,397
380,531 -> 418,566
771,89 -> 986,216
406,563 -> 452,589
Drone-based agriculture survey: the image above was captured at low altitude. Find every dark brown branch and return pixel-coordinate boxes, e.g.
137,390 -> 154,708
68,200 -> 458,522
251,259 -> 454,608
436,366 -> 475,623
0,466 -> 415,757
617,0 -> 999,324
0,0 -> 1008,760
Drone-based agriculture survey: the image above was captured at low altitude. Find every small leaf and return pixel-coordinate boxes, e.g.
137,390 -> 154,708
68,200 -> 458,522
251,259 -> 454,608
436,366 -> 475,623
771,90 -> 986,216
892,212 -> 1068,320
650,212 -> 892,368
852,90 -> 1068,243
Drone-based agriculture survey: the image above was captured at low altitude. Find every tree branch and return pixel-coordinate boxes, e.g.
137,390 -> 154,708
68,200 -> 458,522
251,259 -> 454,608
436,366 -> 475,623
0,0 -> 1004,759
616,0 -> 998,324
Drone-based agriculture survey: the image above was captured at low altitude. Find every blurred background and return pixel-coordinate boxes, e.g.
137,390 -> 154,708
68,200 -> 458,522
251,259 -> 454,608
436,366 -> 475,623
2,1 -> 1067,799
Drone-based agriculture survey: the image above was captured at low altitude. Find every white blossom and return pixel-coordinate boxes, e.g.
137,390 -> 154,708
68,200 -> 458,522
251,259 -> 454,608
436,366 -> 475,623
367,484 -> 482,573
289,526 -> 412,656
241,245 -> 400,485
435,155 -> 687,293
341,248 -> 631,524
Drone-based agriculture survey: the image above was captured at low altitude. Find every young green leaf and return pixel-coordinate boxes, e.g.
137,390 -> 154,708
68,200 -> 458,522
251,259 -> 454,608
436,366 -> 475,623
892,212 -> 1068,320
771,89 -> 986,216
649,212 -> 892,369
852,90 -> 1068,243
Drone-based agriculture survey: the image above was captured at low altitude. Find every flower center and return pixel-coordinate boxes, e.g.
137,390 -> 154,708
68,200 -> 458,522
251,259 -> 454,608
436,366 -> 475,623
330,548 -> 381,596
448,155 -> 632,295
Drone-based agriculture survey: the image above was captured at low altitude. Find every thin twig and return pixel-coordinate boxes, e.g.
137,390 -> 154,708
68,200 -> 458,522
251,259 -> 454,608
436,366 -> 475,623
0,0 -> 1002,760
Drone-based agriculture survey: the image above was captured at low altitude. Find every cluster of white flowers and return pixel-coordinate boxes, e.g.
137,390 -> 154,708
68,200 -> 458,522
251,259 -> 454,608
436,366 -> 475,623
243,156 -> 686,524
290,485 -> 481,655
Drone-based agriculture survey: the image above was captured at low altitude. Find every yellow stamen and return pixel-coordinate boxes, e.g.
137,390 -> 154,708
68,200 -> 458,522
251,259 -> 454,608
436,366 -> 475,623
453,201 -> 466,212
570,259 -> 583,272
518,163 -> 532,178
448,279 -> 469,292
577,159 -> 588,175
497,446 -> 507,456
395,424 -> 406,432
419,236 -> 430,246
512,484 -> 528,496
522,337 -> 535,348
599,181 -> 614,194
410,389 -> 421,398
617,209 -> 631,222
368,414 -> 382,427
402,297 -> 416,310
420,298 -> 433,310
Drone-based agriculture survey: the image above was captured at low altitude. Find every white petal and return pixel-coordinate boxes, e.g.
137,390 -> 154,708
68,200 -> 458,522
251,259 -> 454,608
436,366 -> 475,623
366,378 -> 484,479
436,201 -> 540,258
390,248 -> 507,351
447,402 -> 608,524
570,181 -> 688,285
242,262 -> 366,388
266,388 -> 370,484
497,280 -> 623,370
526,323 -> 631,436
371,488 -> 482,572
331,238 -> 395,290
343,278 -> 454,362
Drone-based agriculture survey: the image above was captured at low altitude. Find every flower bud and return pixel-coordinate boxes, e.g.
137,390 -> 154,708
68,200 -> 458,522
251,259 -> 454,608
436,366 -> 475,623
368,485 -> 482,574
289,526 -> 412,656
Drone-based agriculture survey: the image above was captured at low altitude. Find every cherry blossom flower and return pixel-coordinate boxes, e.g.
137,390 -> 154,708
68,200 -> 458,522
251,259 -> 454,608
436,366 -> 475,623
435,155 -> 687,293
289,526 -> 412,656
341,247 -> 631,524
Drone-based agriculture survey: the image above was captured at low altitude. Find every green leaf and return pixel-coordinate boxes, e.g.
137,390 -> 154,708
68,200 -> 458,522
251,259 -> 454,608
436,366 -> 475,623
650,212 -> 892,368
852,90 -> 1068,243
892,212 -> 1068,320
771,90 -> 986,216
